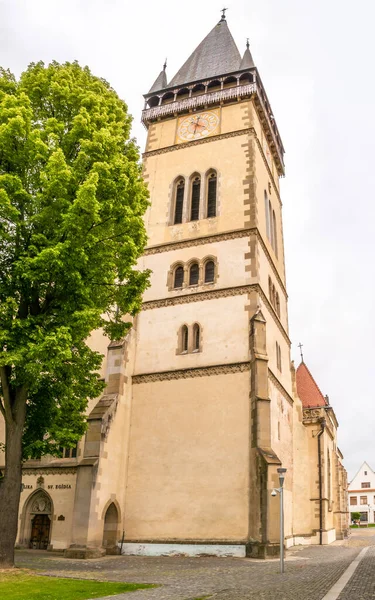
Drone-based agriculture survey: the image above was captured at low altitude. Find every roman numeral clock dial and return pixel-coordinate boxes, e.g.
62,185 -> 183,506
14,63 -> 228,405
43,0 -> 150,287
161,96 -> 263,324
176,109 -> 220,143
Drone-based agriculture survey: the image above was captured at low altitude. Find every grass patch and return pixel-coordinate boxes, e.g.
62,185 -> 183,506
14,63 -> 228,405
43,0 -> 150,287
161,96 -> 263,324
0,570 -> 155,599
350,524 -> 375,528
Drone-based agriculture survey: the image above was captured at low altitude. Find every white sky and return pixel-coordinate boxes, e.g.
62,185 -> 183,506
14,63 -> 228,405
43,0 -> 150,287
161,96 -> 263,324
1,0 -> 374,480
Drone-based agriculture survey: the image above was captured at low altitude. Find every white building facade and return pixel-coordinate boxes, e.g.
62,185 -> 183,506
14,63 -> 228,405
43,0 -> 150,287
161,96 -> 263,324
348,462 -> 375,523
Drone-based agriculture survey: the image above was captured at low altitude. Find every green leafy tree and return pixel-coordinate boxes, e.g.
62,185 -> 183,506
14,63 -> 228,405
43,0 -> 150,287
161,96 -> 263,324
0,61 -> 149,567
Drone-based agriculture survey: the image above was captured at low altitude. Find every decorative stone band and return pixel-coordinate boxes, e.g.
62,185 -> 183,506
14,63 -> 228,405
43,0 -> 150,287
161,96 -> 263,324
302,406 -> 326,423
268,369 -> 294,405
144,227 -> 287,298
142,283 -> 291,345
144,228 -> 251,255
132,361 -> 250,384
22,467 -> 78,475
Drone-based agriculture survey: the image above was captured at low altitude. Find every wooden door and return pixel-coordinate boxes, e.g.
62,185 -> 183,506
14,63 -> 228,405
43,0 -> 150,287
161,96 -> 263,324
29,514 -> 50,549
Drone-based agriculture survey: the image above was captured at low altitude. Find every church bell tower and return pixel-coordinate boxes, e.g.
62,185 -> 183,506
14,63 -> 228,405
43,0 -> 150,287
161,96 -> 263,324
125,12 -> 293,557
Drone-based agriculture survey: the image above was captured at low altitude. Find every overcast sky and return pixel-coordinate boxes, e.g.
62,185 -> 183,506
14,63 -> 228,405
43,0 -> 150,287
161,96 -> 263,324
1,0 -> 373,480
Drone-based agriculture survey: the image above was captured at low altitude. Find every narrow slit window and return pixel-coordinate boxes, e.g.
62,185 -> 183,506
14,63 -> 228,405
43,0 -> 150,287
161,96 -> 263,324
265,191 -> 271,240
269,200 -> 274,247
190,177 -> 200,221
182,325 -> 188,353
174,180 -> 184,224
204,260 -> 215,283
207,173 -> 217,218
174,266 -> 184,288
273,210 -> 278,256
189,263 -> 199,285
193,324 -> 200,351
276,292 -> 280,317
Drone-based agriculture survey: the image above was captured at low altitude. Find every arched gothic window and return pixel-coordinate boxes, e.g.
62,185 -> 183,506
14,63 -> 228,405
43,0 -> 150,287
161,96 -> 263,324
182,325 -> 188,353
190,176 -> 201,221
275,292 -> 280,317
204,260 -> 215,283
265,191 -> 271,240
272,209 -> 278,257
174,179 -> 184,224
174,266 -> 184,288
207,172 -> 217,218
193,324 -> 200,351
189,263 -> 199,286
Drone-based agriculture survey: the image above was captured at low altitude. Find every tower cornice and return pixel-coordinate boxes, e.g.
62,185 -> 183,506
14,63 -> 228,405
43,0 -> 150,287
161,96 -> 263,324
142,71 -> 285,176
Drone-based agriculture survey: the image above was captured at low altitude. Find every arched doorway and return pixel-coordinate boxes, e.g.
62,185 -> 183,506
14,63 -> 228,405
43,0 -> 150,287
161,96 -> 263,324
102,502 -> 119,552
22,490 -> 53,549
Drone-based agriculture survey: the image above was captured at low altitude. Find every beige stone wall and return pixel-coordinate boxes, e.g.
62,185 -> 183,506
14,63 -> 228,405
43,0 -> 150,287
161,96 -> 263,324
124,371 -> 250,541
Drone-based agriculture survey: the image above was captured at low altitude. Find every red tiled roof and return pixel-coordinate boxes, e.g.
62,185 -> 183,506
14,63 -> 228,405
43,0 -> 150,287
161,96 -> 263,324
296,362 -> 328,408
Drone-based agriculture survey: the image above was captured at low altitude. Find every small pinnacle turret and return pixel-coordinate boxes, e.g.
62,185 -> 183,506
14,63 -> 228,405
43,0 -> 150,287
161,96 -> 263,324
240,39 -> 255,69
148,61 -> 168,94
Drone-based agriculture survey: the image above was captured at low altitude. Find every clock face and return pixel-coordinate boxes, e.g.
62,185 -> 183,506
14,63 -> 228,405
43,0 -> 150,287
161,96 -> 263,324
177,110 -> 220,142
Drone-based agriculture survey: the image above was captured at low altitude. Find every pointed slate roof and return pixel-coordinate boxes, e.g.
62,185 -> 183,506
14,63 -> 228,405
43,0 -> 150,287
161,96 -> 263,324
296,362 -> 329,408
148,64 -> 168,94
169,18 -> 242,87
240,42 -> 255,69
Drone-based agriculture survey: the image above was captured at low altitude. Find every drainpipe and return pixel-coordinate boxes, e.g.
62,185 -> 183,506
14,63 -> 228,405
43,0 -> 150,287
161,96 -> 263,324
317,418 -> 326,544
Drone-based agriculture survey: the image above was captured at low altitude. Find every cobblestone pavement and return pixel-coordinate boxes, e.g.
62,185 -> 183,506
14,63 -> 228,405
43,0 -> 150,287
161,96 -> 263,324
337,543 -> 375,600
15,530 -> 375,600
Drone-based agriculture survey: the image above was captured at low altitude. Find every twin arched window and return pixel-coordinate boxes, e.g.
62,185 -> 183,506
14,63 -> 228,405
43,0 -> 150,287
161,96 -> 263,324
179,323 -> 201,354
173,171 -> 217,224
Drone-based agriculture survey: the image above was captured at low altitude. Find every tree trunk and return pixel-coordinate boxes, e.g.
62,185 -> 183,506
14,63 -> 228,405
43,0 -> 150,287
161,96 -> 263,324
0,388 -> 27,568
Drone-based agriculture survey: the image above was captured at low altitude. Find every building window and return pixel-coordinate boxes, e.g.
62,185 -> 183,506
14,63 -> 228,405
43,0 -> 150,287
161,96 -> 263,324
189,263 -> 199,286
268,276 -> 281,319
275,292 -> 280,317
181,325 -> 188,353
272,209 -> 278,257
193,324 -> 200,352
174,266 -> 184,288
350,497 -> 357,505
59,445 -> 77,459
276,342 -> 282,372
362,482 -> 371,488
360,496 -> 368,505
364,470 -> 368,475
204,260 -> 215,283
174,179 -> 184,224
190,176 -> 200,221
265,191 -> 271,240
264,190 -> 278,256
207,172 -> 217,218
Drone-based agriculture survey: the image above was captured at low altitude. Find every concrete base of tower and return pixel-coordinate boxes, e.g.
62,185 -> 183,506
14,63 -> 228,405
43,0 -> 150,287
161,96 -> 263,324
118,542 -> 246,558
64,545 -> 106,559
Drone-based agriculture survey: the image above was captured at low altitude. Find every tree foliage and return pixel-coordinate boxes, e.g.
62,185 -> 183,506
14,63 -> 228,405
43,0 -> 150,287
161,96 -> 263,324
0,61 -> 149,459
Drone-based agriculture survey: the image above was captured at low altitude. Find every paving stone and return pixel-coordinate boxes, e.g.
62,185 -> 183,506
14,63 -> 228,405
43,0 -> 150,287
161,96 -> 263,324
14,531 -> 375,600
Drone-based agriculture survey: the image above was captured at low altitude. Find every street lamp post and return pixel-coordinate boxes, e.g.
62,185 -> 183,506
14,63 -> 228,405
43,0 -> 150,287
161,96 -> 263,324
272,467 -> 287,574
